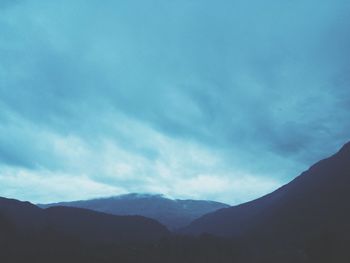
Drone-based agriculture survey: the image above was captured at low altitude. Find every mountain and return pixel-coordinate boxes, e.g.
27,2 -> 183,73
39,194 -> 229,230
182,142 -> 350,262
2,142 -> 350,262
0,197 -> 46,236
0,197 -> 169,244
0,197 -> 231,263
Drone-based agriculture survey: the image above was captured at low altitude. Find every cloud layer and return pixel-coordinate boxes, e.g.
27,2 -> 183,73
0,0 -> 349,204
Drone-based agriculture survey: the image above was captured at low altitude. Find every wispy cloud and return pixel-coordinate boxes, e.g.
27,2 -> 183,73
0,0 -> 349,203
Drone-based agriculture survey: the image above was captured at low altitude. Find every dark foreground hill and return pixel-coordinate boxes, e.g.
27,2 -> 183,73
0,197 -> 233,263
39,194 -> 229,230
182,142 -> 350,262
0,197 -> 169,244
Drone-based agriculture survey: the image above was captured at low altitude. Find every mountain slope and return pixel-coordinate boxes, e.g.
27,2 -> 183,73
183,142 -> 350,261
40,194 -> 229,230
45,206 -> 170,243
0,197 -> 169,244
0,197 -> 46,236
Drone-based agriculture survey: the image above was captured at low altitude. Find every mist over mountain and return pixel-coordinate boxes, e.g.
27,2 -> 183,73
39,194 -> 229,230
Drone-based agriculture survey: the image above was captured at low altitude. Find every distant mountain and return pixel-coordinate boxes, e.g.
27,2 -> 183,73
39,194 -> 229,230
0,197 -> 169,244
182,142 -> 350,262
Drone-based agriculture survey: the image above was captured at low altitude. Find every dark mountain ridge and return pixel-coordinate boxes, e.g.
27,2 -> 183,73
184,142 -> 350,236
0,197 -> 169,244
0,197 -> 46,235
182,142 -> 350,261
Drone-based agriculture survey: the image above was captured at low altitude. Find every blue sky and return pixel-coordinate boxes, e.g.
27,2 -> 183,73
0,0 -> 349,204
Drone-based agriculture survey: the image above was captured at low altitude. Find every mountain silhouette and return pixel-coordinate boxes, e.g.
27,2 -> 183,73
2,142 -> 350,262
0,197 -> 46,236
39,193 -> 229,230
0,197 -> 169,244
182,142 -> 350,261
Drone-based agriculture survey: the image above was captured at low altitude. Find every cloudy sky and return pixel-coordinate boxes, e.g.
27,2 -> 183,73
0,0 -> 349,204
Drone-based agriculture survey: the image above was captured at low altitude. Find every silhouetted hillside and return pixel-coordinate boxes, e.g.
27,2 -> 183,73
0,197 -> 235,263
0,197 -> 46,235
40,194 -> 229,229
45,206 -> 170,243
182,142 -> 350,262
0,197 -> 169,244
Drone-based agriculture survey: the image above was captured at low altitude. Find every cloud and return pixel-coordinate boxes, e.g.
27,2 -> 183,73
0,167 -> 123,203
0,0 -> 349,203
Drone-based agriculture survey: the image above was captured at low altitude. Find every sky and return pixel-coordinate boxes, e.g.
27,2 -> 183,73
0,0 -> 349,204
